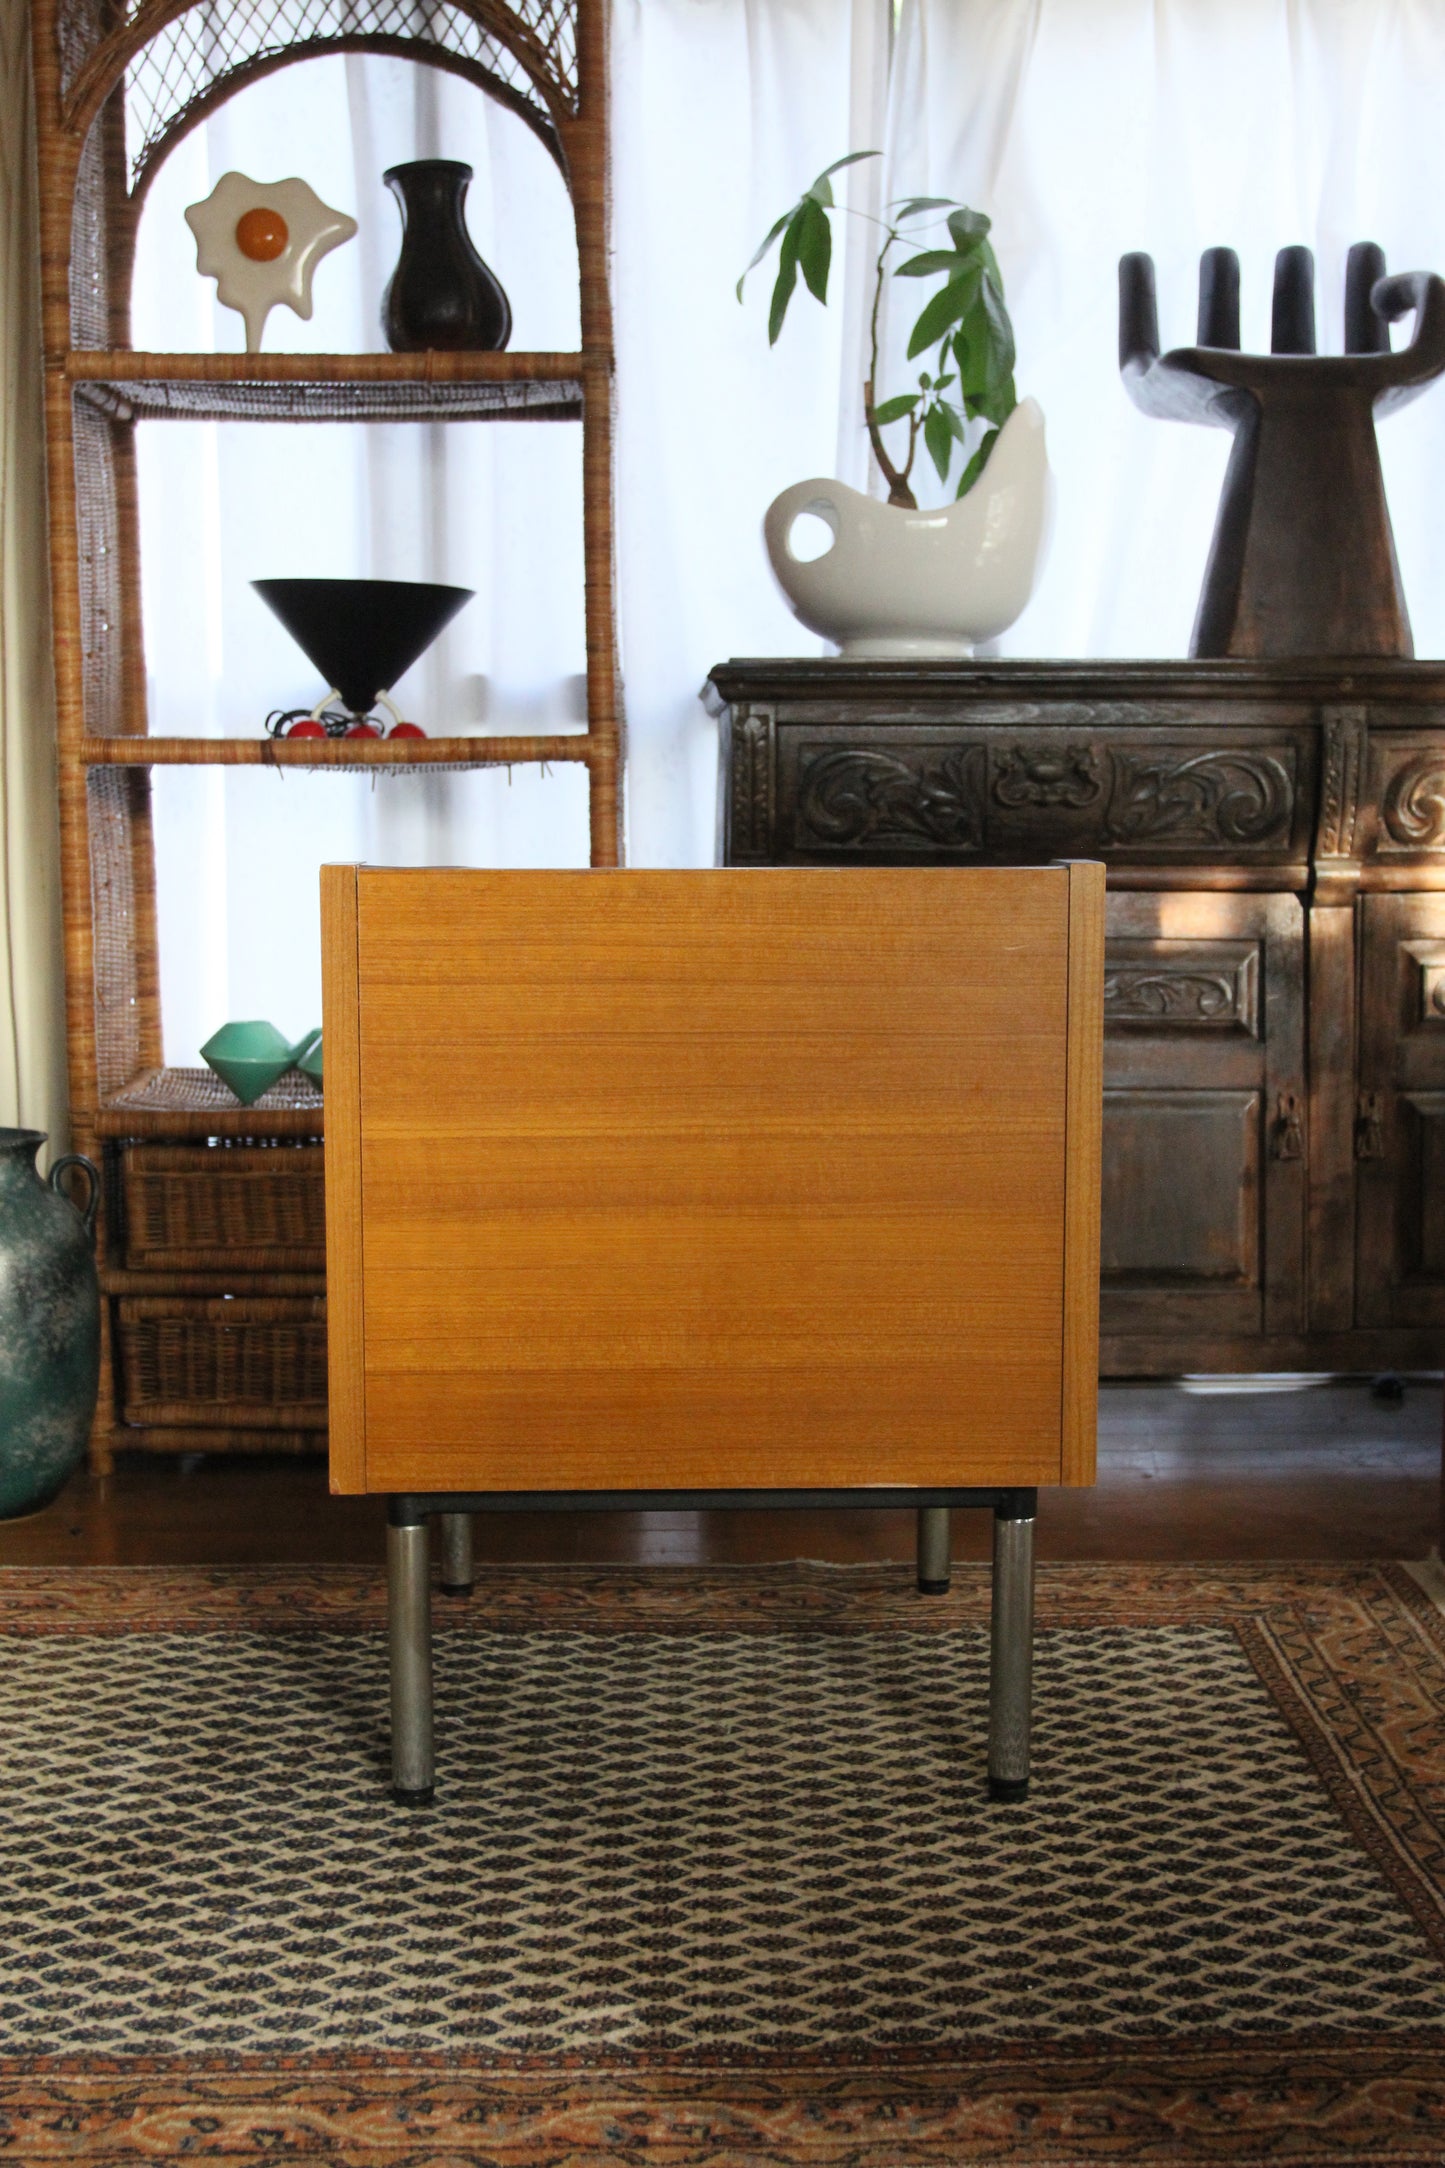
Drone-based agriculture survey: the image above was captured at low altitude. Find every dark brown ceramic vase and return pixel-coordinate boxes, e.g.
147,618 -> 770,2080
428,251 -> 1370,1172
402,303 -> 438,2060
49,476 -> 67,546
381,159 -> 512,353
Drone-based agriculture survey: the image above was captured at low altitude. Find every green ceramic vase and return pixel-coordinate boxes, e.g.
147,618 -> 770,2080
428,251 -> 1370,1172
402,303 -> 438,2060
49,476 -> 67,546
0,1130 -> 100,1519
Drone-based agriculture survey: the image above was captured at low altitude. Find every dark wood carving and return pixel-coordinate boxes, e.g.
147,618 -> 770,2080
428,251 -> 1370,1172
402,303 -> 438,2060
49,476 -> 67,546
1105,968 -> 1237,1022
1102,749 -> 1293,847
728,707 -> 774,858
796,747 -> 984,850
1317,705 -> 1368,858
993,743 -> 1102,809
1383,752 -> 1445,848
790,735 -> 1296,857
1119,244 -> 1445,657
1103,942 -> 1257,1034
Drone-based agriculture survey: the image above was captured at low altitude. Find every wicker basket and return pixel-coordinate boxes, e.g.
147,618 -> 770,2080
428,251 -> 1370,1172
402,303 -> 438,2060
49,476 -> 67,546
120,1143 -> 325,1270
117,1295 -> 328,1428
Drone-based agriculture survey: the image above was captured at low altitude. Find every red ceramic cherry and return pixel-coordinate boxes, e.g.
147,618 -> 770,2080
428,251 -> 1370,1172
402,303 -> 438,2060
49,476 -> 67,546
285,719 -> 327,737
388,721 -> 427,738
344,721 -> 381,738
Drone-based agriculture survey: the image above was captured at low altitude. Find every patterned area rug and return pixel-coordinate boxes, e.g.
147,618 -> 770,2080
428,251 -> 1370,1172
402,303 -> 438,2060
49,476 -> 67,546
1,1561 -> 1443,2163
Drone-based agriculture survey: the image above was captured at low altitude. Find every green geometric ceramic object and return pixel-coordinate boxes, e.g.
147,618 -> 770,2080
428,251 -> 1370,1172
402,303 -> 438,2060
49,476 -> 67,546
294,1028 -> 323,1086
200,1019 -> 297,1106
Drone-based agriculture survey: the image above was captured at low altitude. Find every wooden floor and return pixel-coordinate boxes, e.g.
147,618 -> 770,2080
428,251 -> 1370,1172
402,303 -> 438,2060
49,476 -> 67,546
0,1377 -> 1439,1567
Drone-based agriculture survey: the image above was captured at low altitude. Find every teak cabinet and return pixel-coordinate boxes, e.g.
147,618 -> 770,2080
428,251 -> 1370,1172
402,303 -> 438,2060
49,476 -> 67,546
31,0 -> 622,1469
708,658 -> 1445,1378
322,865 -> 1103,1495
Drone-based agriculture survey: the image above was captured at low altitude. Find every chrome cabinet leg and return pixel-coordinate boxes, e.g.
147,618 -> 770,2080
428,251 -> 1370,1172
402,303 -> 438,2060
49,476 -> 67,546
439,1511 -> 474,1597
387,1510 -> 434,1805
987,1498 -> 1036,1802
916,1504 -> 951,1593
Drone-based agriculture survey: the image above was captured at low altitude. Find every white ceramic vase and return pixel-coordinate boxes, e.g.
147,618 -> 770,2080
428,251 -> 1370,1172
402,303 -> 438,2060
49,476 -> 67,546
763,396 -> 1052,659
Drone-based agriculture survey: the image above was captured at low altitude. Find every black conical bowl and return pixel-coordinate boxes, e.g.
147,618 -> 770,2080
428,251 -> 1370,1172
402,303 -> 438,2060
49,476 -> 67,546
252,578 -> 473,715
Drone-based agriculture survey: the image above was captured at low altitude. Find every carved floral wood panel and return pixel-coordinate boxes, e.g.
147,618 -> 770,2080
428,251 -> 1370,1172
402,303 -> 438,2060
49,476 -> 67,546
1103,940 -> 1259,1035
1380,749 -> 1445,850
784,737 -> 1299,857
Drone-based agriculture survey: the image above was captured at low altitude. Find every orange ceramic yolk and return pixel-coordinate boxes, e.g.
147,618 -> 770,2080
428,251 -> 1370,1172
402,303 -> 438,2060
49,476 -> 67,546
235,207 -> 289,262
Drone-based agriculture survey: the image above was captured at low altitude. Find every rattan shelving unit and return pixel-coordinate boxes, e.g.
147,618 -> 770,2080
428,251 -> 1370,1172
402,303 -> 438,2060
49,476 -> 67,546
31,0 -> 622,1471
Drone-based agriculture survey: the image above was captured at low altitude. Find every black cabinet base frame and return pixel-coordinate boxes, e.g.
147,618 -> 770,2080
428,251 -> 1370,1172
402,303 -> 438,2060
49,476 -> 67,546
386,1489 -> 1039,1808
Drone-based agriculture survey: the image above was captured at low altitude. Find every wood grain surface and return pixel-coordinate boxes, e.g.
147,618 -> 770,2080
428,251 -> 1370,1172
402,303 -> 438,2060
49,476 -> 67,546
1061,861 -> 1104,1485
321,867 -> 366,1494
326,868 -> 1098,1495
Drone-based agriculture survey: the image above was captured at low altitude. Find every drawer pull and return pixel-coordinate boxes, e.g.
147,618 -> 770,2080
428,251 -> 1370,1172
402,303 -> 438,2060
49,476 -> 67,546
1272,1092 -> 1304,1161
1355,1092 -> 1386,1160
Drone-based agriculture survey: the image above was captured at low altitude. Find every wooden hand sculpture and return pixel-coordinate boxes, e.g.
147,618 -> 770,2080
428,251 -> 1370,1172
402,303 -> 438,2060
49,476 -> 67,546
1119,243 -> 1445,657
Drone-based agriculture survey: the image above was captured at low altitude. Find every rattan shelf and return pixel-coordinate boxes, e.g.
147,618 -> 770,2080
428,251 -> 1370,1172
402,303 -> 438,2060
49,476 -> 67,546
97,1069 -> 325,1140
36,0 -> 622,1471
82,735 -> 591,769
65,350 -> 588,423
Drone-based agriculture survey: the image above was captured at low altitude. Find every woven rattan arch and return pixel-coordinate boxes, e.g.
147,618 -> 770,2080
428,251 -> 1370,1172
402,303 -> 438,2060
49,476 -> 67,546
62,0 -> 579,198
30,0 -> 623,1473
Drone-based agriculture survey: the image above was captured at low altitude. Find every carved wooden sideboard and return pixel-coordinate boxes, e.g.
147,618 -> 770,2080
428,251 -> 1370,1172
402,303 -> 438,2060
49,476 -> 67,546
706,658 -> 1445,1377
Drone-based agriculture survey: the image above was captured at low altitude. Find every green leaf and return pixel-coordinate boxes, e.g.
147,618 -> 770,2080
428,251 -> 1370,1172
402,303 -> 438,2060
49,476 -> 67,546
956,427 -> 999,497
951,323 -> 973,388
805,149 -> 881,206
869,392 -> 920,425
946,207 -> 992,250
736,205 -> 797,302
796,194 -> 832,303
978,272 -> 1016,379
895,248 -> 974,278
969,378 -> 1017,428
768,212 -> 804,345
906,267 -> 981,359
891,195 -> 957,219
737,153 -> 878,299
940,399 -> 967,440
924,402 -> 953,483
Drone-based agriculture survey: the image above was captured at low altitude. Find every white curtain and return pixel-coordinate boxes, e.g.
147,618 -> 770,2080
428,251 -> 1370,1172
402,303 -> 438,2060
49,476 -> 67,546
882,0 -> 1445,659
120,0 -> 1445,1069
0,0 -> 67,1148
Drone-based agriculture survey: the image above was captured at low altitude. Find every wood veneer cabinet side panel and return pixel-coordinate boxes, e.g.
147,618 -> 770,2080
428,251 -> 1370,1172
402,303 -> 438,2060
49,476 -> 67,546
322,866 -> 366,1494
365,1425 -> 1063,1497
355,867 -> 1069,1494
1061,860 -> 1103,1485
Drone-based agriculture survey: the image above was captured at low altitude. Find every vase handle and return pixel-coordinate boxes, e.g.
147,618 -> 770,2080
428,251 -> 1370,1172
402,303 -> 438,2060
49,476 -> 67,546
763,484 -> 842,570
49,1153 -> 99,1244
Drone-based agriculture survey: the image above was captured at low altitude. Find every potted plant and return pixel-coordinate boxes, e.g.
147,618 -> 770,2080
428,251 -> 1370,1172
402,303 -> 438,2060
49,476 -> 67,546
739,153 -> 1051,658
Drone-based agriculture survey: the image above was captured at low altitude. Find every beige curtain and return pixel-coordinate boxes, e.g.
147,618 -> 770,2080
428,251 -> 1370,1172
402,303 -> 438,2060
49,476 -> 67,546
0,0 -> 66,1147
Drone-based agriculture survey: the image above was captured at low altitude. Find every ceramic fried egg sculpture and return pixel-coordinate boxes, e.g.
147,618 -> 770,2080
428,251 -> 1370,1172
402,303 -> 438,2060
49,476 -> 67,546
185,172 -> 358,352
